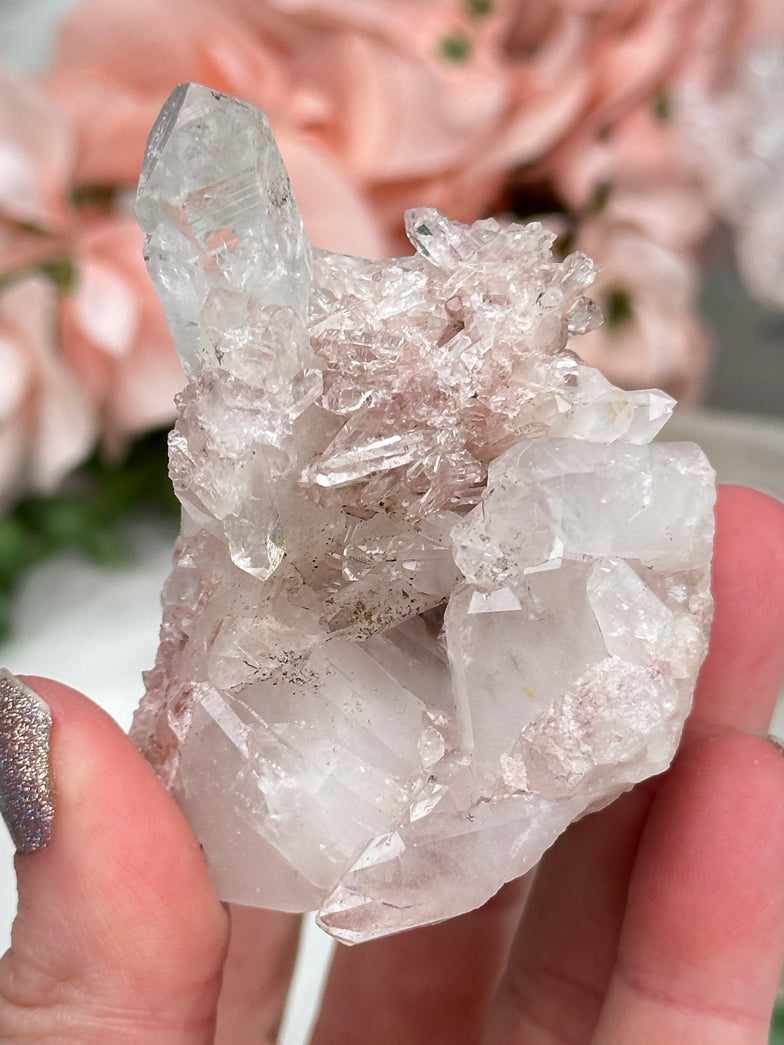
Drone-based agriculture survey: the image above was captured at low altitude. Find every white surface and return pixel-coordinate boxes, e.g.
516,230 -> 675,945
279,917 -> 335,1045
0,520 -> 173,729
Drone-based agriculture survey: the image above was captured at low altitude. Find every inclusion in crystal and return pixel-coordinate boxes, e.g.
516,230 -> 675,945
131,84 -> 715,944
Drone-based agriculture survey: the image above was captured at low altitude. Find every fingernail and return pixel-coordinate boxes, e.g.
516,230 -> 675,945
766,734 -> 784,757
0,671 -> 54,852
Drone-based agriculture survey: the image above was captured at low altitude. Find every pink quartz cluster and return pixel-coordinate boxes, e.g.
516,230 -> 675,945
131,84 -> 715,943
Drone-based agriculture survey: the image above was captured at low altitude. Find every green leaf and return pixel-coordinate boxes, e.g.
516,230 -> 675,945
0,426 -> 179,641
770,1000 -> 784,1043
0,518 -> 36,585
604,286 -> 634,330
587,180 -> 612,216
464,0 -> 494,16
652,89 -> 672,122
39,255 -> 78,293
0,594 -> 13,640
70,184 -> 120,209
438,33 -> 472,62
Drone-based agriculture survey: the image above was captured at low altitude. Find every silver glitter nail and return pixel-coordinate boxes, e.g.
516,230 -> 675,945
0,670 -> 54,852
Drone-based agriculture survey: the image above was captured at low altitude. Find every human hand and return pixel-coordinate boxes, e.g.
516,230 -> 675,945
1,485 -> 783,1044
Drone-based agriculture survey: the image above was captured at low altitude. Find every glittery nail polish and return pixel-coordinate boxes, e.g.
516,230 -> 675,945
0,670 -> 54,852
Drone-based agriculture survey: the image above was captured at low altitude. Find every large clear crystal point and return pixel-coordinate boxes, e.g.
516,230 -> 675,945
136,82 -> 312,374
131,84 -> 715,944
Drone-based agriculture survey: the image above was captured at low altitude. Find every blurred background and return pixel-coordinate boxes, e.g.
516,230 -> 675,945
0,1 -> 783,1041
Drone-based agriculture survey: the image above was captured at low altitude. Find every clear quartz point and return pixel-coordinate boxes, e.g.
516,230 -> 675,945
131,83 -> 716,944
136,82 -> 313,374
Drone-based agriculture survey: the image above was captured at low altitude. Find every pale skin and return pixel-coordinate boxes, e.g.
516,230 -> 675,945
1,485 -> 784,1044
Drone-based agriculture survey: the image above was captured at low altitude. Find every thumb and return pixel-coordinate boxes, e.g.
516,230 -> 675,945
0,672 -> 229,1043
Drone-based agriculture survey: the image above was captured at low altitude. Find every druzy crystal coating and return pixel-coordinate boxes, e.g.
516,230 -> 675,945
131,84 -> 715,944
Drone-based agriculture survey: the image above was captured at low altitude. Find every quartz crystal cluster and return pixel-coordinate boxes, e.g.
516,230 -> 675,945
131,83 -> 716,944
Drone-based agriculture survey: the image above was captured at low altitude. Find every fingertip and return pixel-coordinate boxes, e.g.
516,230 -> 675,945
712,487 -> 784,624
715,484 -> 784,542
690,485 -> 784,738
18,675 -> 212,905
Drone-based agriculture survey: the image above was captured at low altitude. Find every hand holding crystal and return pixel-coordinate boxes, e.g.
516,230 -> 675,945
0,486 -> 783,1044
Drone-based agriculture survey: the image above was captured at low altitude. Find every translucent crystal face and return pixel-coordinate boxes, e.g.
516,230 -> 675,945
131,83 -> 715,944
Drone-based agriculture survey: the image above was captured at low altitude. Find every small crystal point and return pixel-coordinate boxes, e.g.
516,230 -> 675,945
132,85 -> 715,945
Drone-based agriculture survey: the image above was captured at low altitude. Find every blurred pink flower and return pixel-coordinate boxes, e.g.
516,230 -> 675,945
571,218 -> 709,403
0,276 -> 96,506
0,66 -> 74,286
499,0 -> 782,232
0,66 -> 73,233
536,102 -> 713,399
0,69 -> 96,503
53,0 -> 718,254
60,215 -> 184,455
45,0 -> 390,255
0,60 -> 185,486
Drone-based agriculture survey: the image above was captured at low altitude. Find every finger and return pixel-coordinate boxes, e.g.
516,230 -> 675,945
311,876 -> 531,1045
481,784 -> 655,1044
593,732 -> 784,1044
215,905 -> 301,1045
0,674 -> 229,1043
483,484 -> 784,1043
687,484 -> 784,739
